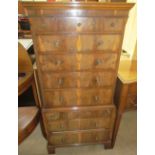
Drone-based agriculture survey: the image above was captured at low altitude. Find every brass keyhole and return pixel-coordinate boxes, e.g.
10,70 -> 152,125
95,59 -> 103,65
110,22 -> 115,27
58,78 -> 64,86
77,22 -> 82,27
55,60 -> 63,65
53,40 -> 60,48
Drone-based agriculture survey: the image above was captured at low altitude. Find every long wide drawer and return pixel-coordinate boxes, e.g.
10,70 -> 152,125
42,105 -> 116,132
37,34 -> 121,53
31,17 -> 125,33
43,88 -> 113,108
38,53 -> 118,72
48,129 -> 111,145
41,71 -> 114,89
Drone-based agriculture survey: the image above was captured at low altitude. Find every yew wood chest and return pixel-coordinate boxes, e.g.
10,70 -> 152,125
23,2 -> 134,154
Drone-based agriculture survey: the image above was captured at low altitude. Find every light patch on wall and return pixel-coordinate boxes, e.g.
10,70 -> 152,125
122,0 -> 137,60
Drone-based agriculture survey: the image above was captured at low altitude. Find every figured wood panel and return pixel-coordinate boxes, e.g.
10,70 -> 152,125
23,1 -> 134,150
42,106 -> 116,132
48,129 -> 111,145
39,53 -> 118,72
44,113 -> 115,132
31,17 -> 125,33
41,71 -> 114,89
43,106 -> 115,120
37,34 -> 121,53
43,88 -> 113,107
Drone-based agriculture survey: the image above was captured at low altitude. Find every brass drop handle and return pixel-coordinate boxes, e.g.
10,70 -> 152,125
59,96 -> 64,104
77,22 -> 82,27
110,22 -> 115,27
53,40 -> 60,48
94,59 -> 103,65
92,122 -> 97,127
61,137 -> 65,143
94,96 -> 99,102
55,60 -> 63,66
60,124 -> 64,129
97,41 -> 104,46
104,110 -> 111,117
95,77 -> 100,86
58,78 -> 64,86
95,136 -> 98,141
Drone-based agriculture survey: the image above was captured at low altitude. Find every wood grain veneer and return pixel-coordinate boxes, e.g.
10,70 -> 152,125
23,2 -> 134,154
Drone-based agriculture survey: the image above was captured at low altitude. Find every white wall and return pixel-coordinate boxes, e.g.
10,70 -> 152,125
122,0 -> 137,59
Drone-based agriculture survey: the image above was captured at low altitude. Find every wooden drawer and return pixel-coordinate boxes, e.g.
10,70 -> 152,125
45,117 -> 115,132
39,53 -> 118,72
31,17 -> 125,33
43,106 -> 115,121
48,129 -> 111,145
41,71 -> 114,89
43,88 -> 113,107
27,8 -> 129,18
37,34 -> 121,53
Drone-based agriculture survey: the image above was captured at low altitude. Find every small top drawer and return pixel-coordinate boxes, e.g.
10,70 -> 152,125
31,17 -> 125,33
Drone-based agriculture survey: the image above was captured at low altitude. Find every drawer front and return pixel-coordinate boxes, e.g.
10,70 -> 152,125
31,17 -> 125,33
101,17 -> 125,32
46,118 -> 113,132
43,107 -> 115,121
39,53 -> 118,71
95,35 -> 121,51
48,129 -> 111,145
37,34 -> 121,53
41,71 -> 114,89
43,88 -> 112,107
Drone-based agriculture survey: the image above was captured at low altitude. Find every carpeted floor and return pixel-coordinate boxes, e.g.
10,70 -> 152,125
19,111 -> 137,155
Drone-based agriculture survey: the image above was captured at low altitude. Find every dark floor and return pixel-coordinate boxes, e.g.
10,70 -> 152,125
19,111 -> 137,155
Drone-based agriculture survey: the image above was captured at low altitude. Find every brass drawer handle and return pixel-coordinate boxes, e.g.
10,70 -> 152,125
110,22 -> 115,27
94,96 -> 99,102
95,136 -> 98,141
59,96 -> 64,104
103,110 -> 111,117
61,137 -> 65,143
55,60 -> 63,65
53,40 -> 60,48
58,78 -> 64,86
92,122 -> 97,127
95,77 -> 100,85
60,124 -> 64,129
94,59 -> 103,65
77,22 -> 82,27
97,41 -> 104,46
